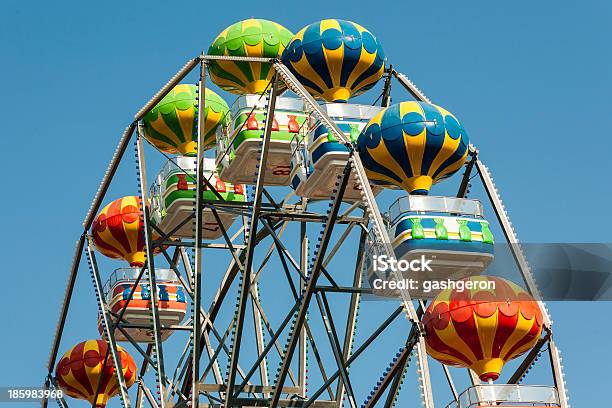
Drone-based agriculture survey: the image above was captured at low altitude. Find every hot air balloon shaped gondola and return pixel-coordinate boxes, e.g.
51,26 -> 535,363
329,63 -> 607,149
282,19 -> 385,102
92,196 -> 159,267
357,101 -> 469,195
290,102 -> 383,201
55,340 -> 137,407
422,277 -> 544,382
150,157 -> 246,239
208,18 -> 293,95
216,95 -> 308,186
98,268 -> 187,342
142,84 -> 230,154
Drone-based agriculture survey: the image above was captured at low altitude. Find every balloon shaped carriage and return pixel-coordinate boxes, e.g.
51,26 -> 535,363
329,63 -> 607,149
98,268 -> 187,342
290,102 -> 384,201
149,156 -> 246,239
216,95 -> 308,185
56,340 -> 137,408
365,195 -> 494,292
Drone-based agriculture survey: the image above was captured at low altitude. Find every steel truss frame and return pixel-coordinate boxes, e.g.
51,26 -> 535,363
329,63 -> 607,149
43,55 -> 569,408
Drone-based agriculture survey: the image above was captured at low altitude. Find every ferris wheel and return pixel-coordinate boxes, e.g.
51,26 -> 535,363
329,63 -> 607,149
44,18 -> 570,408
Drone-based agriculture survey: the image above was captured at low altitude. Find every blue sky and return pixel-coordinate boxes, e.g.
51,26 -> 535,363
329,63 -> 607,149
0,0 -> 610,407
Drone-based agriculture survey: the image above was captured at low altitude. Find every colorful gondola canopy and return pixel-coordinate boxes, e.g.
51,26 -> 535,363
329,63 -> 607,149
55,340 -> 137,407
142,84 -> 230,154
356,101 -> 469,194
422,277 -> 544,381
281,19 -> 385,102
92,196 -> 152,267
208,18 -> 293,94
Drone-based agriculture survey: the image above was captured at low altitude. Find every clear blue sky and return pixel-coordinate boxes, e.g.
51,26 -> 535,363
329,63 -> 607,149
1,0 -> 610,407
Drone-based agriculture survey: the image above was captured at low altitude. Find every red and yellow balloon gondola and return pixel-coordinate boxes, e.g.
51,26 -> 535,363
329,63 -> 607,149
422,276 -> 544,381
55,339 -> 137,407
92,196 -> 159,267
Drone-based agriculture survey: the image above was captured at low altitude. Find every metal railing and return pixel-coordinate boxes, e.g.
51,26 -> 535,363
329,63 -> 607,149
446,385 -> 560,408
318,102 -> 383,121
387,195 -> 484,225
158,156 -> 217,179
103,267 -> 180,299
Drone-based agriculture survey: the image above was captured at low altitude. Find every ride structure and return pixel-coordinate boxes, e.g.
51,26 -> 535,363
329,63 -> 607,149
45,17 -> 569,408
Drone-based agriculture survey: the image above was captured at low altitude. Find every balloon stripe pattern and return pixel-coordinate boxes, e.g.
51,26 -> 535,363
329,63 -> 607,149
282,19 -> 385,102
357,101 -> 469,194
92,196 -> 147,267
55,340 -> 136,407
143,84 -> 230,154
208,19 -> 294,94
422,277 -> 544,381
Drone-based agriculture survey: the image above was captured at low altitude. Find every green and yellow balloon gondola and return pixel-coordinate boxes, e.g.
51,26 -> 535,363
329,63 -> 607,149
142,84 -> 230,154
207,18 -> 294,94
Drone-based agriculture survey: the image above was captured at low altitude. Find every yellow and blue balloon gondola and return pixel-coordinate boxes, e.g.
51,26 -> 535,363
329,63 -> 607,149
357,101 -> 469,194
281,19 -> 385,102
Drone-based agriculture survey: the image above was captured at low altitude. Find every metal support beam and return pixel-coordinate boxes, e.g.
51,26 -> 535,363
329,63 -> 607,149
298,222 -> 308,398
136,345 -> 153,408
269,162 -> 352,407
381,301 -> 425,407
508,335 -> 549,384
390,69 -> 431,103
364,343 -> 414,408
235,301 -> 301,395
46,235 -> 85,372
251,281 -> 270,397
177,249 -> 222,391
475,159 -> 548,319
383,351 -> 410,408
316,293 -> 357,408
86,239 -> 132,407
381,65 -> 393,107
191,58 -> 208,408
304,306 -> 404,407
136,131 -> 168,407
457,149 -> 477,198
138,378 -> 160,408
441,365 -> 459,404
180,220 -> 283,398
224,75 -> 280,407
335,227 -> 367,406
134,57 -> 201,120
83,123 -> 136,228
